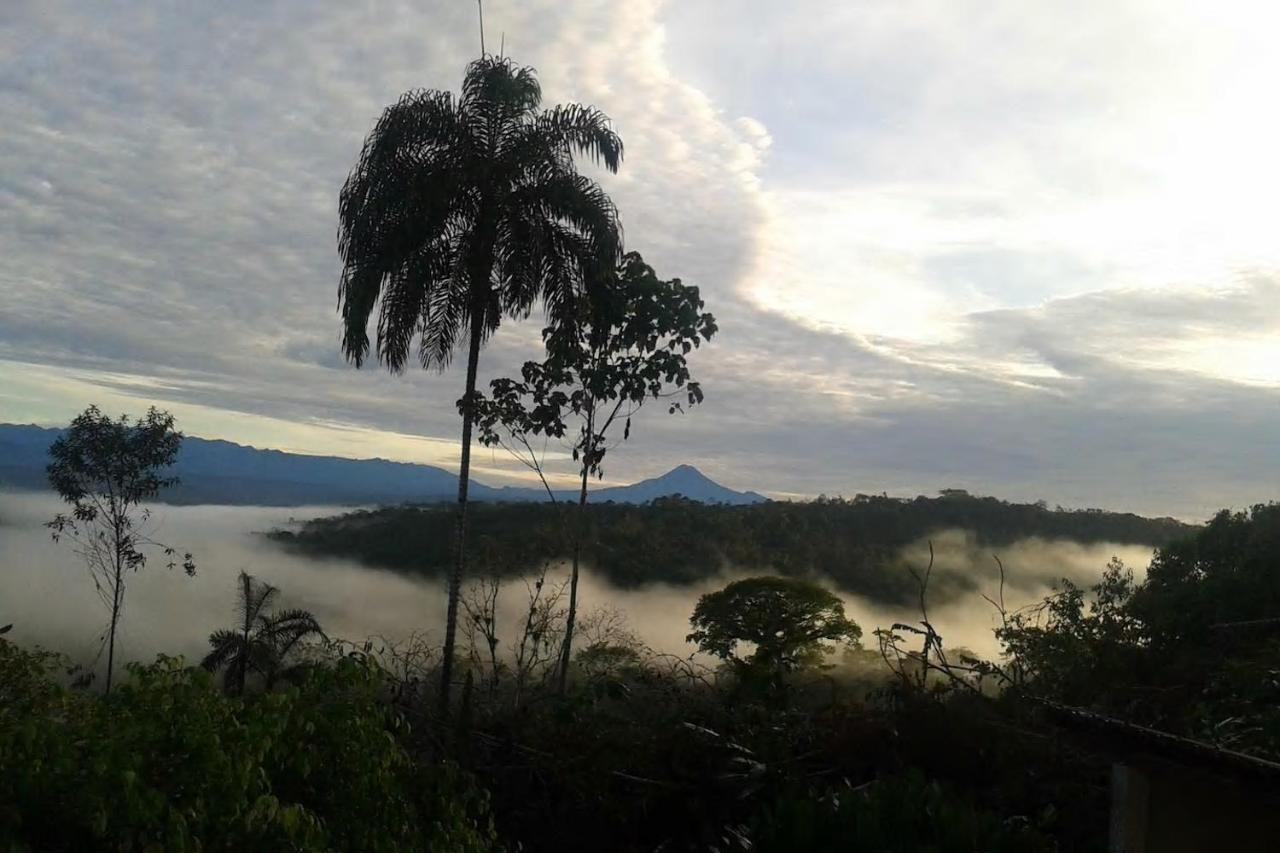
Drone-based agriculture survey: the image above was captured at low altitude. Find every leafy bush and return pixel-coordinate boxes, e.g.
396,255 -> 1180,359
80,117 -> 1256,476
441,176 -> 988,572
992,504 -> 1280,759
751,772 -> 1055,853
0,640 -> 497,852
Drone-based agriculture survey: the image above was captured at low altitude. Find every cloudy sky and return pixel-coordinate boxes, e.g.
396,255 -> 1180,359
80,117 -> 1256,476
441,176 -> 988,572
2,0 -> 1278,520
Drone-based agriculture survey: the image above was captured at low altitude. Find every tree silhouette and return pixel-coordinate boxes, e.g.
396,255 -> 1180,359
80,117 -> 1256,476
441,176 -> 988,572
46,406 -> 194,693
475,251 -> 715,691
688,577 -> 862,680
201,571 -> 323,695
337,55 -> 622,712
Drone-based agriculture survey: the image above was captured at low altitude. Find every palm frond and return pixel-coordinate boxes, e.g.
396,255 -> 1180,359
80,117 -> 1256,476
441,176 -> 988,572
376,234 -> 456,372
338,91 -> 472,369
498,169 -> 621,320
250,636 -> 283,667
461,56 -> 541,117
497,215 -> 589,320
419,270 -> 472,369
266,660 -> 319,690
338,265 -> 381,365
262,608 -> 324,638
259,609 -> 325,672
201,629 -> 244,672
338,92 -> 464,260
236,571 -> 278,630
525,104 -> 623,173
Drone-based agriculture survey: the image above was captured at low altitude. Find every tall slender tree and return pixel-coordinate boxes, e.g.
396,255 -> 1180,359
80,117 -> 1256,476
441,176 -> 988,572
337,56 -> 622,713
475,252 -> 716,692
46,406 -> 194,693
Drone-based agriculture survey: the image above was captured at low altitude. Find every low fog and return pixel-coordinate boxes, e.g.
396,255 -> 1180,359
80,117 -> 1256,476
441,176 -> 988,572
848,529 -> 1154,659
0,491 -> 1154,676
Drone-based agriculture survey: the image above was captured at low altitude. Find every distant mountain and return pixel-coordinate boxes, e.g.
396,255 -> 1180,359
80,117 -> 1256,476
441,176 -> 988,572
592,464 -> 766,506
0,423 -> 765,507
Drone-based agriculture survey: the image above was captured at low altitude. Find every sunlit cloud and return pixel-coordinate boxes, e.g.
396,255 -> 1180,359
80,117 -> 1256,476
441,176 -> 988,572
681,0 -> 1280,357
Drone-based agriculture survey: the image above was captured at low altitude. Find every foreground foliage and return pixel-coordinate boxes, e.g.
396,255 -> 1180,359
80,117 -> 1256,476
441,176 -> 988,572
0,641 -> 496,852
997,502 -> 1280,759
449,644 -> 1081,853
752,772 -> 1054,853
12,501 -> 1277,851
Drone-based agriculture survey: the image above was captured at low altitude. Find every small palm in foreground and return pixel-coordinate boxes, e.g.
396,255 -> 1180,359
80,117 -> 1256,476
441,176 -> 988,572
202,571 -> 324,695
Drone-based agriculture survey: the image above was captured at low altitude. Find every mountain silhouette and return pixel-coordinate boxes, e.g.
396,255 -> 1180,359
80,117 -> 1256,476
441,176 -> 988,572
0,424 -> 765,507
591,464 -> 766,505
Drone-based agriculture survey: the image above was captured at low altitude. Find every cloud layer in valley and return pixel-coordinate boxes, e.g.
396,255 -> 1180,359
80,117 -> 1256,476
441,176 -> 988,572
0,493 -> 1152,674
2,1 -> 1278,519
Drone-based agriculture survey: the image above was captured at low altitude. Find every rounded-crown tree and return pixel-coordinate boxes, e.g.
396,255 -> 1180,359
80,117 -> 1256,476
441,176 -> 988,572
337,56 -> 623,712
688,577 -> 861,688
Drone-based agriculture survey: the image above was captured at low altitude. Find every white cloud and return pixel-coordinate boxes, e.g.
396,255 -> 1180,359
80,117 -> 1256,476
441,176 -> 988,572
669,0 -> 1280,350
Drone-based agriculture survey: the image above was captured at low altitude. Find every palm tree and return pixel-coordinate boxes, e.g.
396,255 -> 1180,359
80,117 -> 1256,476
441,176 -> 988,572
201,571 -> 324,695
336,56 -> 623,713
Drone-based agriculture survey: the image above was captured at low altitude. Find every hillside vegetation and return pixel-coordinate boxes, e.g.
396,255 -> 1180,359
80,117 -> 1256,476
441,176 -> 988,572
269,492 -> 1192,606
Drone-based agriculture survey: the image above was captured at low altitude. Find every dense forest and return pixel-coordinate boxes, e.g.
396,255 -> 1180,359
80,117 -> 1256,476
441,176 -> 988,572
268,492 -> 1193,606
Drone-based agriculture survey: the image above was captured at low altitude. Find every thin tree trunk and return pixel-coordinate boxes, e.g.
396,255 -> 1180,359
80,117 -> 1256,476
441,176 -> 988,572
557,409 -> 595,694
105,525 -> 124,694
438,316 -> 485,718
106,563 -> 122,694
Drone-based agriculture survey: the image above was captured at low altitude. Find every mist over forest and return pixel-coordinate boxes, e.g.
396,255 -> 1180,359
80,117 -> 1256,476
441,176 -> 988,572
0,490 -> 1156,674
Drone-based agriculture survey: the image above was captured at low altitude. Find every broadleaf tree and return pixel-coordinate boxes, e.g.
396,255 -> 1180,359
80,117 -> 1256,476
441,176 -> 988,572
474,251 -> 716,691
336,55 -> 623,713
45,405 -> 194,692
687,576 -> 861,688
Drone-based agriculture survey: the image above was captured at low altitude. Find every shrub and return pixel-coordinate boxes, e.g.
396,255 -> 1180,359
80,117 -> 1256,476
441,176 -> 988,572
0,639 -> 497,852
751,771 -> 1055,853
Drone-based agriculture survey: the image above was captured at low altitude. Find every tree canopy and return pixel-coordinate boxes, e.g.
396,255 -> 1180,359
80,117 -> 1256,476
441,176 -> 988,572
687,576 -> 862,673
270,494 -> 1189,608
337,55 -> 623,373
473,250 -> 716,690
994,502 -> 1280,758
474,251 -> 716,481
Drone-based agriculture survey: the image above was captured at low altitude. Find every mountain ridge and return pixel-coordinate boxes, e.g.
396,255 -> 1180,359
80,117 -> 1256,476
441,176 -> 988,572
0,423 -> 765,507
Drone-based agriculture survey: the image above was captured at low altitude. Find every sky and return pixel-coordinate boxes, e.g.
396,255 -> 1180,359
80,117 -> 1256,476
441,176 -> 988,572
2,0 -> 1279,520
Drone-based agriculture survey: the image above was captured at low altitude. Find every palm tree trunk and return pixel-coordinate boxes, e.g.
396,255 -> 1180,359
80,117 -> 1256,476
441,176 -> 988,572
438,316 -> 485,718
557,408 -> 595,695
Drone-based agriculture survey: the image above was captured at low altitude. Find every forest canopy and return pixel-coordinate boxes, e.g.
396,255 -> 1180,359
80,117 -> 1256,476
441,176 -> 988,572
269,492 -> 1192,607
